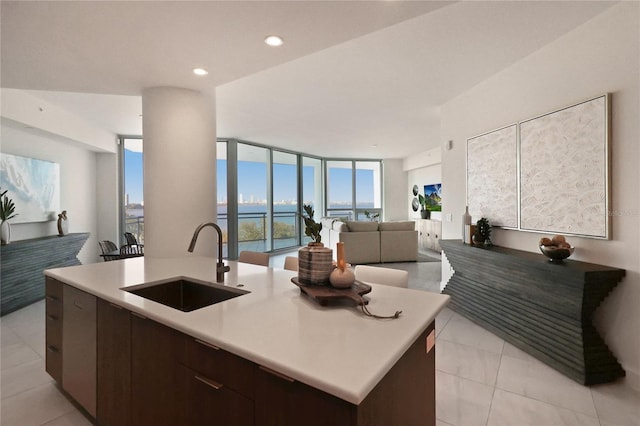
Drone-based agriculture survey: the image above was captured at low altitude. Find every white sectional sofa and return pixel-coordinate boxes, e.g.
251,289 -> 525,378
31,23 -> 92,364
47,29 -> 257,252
319,218 -> 418,264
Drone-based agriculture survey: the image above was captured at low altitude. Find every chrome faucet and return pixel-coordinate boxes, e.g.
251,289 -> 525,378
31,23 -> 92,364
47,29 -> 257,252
188,222 -> 230,283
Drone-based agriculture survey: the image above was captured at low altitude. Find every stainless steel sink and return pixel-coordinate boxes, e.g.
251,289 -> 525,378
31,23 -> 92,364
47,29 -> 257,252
123,277 -> 249,312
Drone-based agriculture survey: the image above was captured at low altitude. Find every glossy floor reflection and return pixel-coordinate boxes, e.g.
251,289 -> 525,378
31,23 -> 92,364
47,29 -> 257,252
2,254 -> 639,426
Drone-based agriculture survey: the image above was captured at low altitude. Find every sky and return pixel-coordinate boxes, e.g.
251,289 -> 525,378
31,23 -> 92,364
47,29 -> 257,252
124,149 -> 143,204
124,149 -> 374,206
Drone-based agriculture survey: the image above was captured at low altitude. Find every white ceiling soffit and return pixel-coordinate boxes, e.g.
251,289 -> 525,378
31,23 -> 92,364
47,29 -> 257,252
0,0 -> 451,95
2,1 -> 616,160
216,1 -> 616,159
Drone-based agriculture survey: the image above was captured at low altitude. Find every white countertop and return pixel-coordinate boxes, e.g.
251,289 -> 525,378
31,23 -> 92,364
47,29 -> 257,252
45,256 -> 449,404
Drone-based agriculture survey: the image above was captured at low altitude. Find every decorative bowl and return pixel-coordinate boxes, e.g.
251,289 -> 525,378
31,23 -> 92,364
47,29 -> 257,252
539,245 -> 574,263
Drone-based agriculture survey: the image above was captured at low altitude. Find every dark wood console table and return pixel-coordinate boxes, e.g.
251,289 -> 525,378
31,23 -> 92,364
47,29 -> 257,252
1,233 -> 89,316
440,240 -> 625,385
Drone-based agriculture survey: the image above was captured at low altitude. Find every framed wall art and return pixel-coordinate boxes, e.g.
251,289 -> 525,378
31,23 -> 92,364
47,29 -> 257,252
519,95 -> 609,239
466,124 -> 518,228
0,153 -> 60,223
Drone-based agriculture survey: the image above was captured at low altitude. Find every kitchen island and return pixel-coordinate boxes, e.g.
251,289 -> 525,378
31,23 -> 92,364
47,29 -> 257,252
45,256 -> 449,425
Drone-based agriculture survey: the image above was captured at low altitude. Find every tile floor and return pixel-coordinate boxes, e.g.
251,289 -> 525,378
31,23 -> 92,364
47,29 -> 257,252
1,253 -> 639,426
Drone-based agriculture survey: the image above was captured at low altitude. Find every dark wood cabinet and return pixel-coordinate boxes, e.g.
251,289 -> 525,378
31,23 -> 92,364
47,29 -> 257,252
62,284 -> 97,417
97,299 -> 131,426
182,364 -> 254,425
45,278 -> 63,384
183,336 -> 255,424
130,313 -> 186,426
255,365 -> 353,426
48,289 -> 437,426
255,323 -> 436,426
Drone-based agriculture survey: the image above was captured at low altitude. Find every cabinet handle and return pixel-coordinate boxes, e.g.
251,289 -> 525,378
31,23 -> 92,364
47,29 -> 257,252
46,314 -> 58,321
259,365 -> 295,383
195,339 -> 220,351
109,303 -> 124,310
46,295 -> 59,302
195,375 -> 223,390
73,301 -> 83,310
47,345 -> 59,353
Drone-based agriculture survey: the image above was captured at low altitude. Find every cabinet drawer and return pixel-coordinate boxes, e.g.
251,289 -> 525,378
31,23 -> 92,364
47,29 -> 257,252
185,337 -> 254,398
183,365 -> 253,426
46,297 -> 62,319
46,315 -> 62,348
46,278 -> 63,300
46,344 -> 63,383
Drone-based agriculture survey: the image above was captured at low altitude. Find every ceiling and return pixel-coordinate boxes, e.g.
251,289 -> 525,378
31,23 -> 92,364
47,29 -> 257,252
1,1 -> 615,159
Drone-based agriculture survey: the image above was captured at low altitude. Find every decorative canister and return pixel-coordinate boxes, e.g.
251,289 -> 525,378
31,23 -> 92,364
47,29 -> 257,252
298,242 -> 333,285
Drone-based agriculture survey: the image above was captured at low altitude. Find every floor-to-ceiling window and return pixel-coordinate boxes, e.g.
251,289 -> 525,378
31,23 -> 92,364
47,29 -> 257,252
272,151 -> 298,249
302,156 -> 323,245
121,137 -> 144,244
213,140 -> 382,258
237,143 -> 270,253
326,160 -> 354,219
217,141 -> 229,257
326,159 -> 383,221
355,161 -> 382,221
121,137 -> 382,258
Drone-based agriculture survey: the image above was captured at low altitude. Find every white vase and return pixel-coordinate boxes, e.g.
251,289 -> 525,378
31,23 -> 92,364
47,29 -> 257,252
1,220 -> 10,245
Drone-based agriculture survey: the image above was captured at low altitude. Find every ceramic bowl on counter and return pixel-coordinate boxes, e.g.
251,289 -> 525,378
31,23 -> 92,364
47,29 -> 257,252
540,245 -> 575,263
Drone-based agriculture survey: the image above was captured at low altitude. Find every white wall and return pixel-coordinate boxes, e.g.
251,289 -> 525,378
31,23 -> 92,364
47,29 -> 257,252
440,3 -> 639,390
404,146 -> 443,221
1,89 -> 116,154
407,163 -> 442,221
96,152 -> 120,245
1,123 -> 100,264
383,159 -> 407,221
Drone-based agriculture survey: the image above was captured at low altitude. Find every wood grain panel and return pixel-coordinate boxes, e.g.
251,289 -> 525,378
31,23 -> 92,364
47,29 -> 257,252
1,233 -> 89,315
440,240 -> 624,385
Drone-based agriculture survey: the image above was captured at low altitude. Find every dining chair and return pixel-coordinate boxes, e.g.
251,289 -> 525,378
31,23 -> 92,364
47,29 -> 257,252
120,244 -> 144,258
124,232 -> 139,246
98,240 -> 119,262
238,250 -> 270,267
354,265 -> 409,288
283,256 -> 298,272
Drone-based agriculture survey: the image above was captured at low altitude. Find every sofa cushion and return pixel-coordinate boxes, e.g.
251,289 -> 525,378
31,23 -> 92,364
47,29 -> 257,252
378,221 -> 416,231
346,221 -> 379,232
333,221 -> 348,232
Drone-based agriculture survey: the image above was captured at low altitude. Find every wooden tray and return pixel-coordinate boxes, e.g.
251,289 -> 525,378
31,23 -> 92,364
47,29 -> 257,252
291,277 -> 371,306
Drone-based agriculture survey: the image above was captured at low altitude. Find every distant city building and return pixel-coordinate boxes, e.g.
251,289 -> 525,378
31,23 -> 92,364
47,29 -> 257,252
125,193 -> 130,205
239,193 -> 244,204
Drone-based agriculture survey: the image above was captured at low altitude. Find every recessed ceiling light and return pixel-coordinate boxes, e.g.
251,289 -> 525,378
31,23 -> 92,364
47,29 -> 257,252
193,68 -> 208,76
264,35 -> 284,47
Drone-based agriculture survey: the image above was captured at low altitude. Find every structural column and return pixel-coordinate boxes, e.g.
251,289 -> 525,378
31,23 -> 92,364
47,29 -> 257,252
142,87 -> 216,258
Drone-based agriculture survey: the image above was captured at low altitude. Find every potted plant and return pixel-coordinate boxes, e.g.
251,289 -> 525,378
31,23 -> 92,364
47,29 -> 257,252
298,204 -> 332,285
473,217 -> 492,247
1,188 -> 18,245
418,193 -> 431,219
302,204 -> 322,244
363,210 -> 380,222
